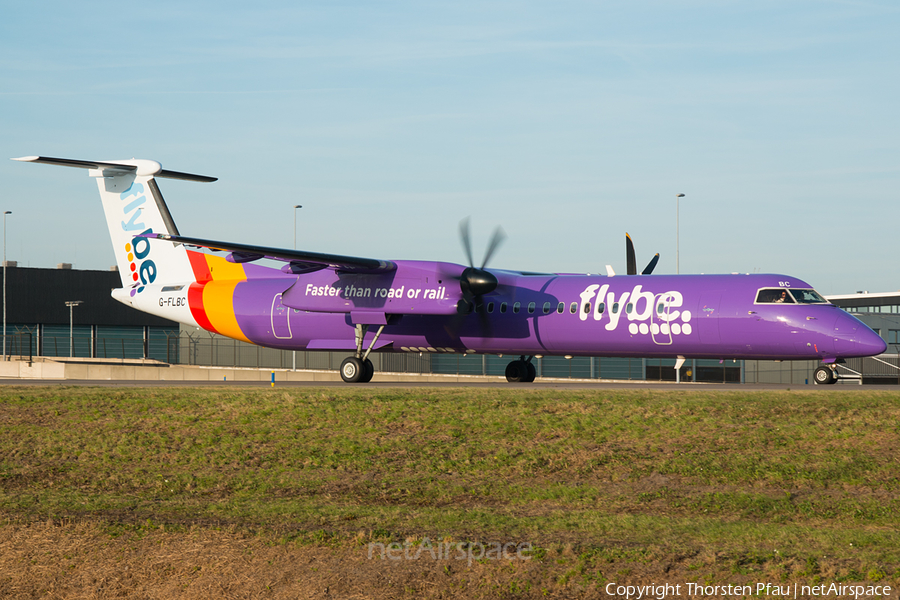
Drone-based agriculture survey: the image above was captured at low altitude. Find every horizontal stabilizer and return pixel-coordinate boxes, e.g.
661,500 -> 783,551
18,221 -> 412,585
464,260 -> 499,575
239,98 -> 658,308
12,156 -> 217,182
139,233 -> 397,274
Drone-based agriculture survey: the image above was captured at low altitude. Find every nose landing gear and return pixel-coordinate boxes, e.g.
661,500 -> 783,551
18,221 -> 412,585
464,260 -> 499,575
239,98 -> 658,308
814,365 -> 837,385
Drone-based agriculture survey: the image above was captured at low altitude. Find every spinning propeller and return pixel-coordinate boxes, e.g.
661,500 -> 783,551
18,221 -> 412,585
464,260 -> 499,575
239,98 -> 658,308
625,233 -> 659,275
446,218 -> 505,338
457,217 -> 505,311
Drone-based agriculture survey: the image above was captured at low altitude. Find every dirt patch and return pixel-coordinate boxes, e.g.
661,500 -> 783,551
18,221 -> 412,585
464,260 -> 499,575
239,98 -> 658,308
2,519 -> 898,600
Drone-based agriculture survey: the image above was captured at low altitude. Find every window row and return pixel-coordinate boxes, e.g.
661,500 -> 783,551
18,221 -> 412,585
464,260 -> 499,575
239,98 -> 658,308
847,305 -> 900,314
472,300 -> 669,316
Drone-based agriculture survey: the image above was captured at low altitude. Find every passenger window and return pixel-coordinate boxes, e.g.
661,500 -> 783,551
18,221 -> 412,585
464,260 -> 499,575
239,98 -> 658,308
500,302 -> 507,314
612,302 -> 619,313
583,302 -> 591,314
570,302 -> 578,314
528,302 -> 536,314
543,302 -> 551,314
513,302 -> 520,314
487,302 -> 494,313
626,303 -> 633,314
597,302 -> 605,314
557,302 -> 565,314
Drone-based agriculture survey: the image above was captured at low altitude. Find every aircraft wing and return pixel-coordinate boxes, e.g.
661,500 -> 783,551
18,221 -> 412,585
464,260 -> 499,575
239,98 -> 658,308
138,233 -> 397,274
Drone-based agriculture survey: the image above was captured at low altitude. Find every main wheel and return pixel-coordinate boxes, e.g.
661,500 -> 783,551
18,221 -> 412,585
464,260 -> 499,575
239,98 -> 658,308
341,357 -> 365,383
524,361 -> 536,383
360,358 -> 375,383
814,366 -> 835,385
505,360 -> 526,383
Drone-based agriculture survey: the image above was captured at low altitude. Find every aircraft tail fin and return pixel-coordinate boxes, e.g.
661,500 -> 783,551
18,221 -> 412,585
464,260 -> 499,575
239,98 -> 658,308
12,156 -> 215,292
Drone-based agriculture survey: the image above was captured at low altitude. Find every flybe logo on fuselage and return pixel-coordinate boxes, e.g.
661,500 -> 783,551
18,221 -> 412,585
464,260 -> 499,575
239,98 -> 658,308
578,283 -> 693,337
120,183 -> 158,297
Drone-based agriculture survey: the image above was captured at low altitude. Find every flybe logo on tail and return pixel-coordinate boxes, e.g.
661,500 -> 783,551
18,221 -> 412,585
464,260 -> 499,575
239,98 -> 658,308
120,183 -> 157,297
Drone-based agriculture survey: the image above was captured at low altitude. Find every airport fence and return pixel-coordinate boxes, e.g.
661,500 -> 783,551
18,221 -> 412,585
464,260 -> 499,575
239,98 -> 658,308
5,328 -> 899,384
1,328 -> 715,381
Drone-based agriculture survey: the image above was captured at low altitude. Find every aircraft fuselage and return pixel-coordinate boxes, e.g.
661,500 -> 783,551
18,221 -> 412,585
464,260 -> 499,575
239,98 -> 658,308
118,255 -> 886,364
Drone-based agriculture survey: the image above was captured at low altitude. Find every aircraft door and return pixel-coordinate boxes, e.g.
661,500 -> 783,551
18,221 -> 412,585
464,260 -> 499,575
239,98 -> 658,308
651,293 -> 674,345
271,293 -> 293,339
696,291 -> 722,344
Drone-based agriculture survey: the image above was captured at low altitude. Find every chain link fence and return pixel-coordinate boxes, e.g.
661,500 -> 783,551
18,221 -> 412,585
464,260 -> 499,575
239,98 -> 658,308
7,326 -> 898,383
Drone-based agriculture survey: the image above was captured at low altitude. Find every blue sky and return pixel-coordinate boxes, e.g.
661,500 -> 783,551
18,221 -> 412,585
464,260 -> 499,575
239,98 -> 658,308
1,0 -> 898,295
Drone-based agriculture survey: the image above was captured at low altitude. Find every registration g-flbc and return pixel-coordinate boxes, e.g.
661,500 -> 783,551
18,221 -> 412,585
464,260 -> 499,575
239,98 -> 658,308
159,296 -> 186,307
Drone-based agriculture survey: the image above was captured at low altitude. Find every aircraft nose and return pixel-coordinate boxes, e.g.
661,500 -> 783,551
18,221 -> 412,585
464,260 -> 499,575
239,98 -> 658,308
860,327 -> 888,356
833,313 -> 887,358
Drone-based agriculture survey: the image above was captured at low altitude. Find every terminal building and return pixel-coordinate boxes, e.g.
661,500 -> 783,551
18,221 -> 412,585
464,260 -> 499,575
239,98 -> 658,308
4,264 -> 899,384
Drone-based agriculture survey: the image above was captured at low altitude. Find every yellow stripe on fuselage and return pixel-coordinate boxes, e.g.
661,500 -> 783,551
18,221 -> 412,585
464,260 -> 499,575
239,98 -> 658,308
201,255 -> 251,343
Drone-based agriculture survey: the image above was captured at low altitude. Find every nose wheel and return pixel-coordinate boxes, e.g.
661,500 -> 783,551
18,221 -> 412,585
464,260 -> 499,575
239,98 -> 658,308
814,365 -> 837,385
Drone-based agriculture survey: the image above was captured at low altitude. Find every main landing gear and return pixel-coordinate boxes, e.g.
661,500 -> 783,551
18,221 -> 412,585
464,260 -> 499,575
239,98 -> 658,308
340,356 -> 374,383
505,356 -> 536,383
814,365 -> 838,385
340,323 -> 385,383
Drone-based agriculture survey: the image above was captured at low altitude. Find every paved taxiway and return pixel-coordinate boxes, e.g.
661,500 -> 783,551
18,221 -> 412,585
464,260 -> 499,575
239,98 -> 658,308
0,379 -> 888,391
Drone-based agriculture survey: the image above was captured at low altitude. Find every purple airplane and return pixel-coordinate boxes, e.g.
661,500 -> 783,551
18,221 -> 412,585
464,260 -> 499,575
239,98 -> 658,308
15,156 -> 886,385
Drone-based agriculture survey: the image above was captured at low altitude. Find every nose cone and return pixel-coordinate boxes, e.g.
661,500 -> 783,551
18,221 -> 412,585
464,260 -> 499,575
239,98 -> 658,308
833,313 -> 887,358
861,327 -> 888,356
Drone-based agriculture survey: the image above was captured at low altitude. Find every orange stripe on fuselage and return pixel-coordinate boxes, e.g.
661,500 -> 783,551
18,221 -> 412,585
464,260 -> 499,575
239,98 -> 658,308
186,250 -> 250,343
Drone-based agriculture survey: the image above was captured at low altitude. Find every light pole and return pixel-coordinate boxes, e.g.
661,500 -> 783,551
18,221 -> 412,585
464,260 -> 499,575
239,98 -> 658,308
65,301 -> 83,358
293,204 -> 302,249
292,204 -> 302,371
3,211 -> 10,361
675,193 -> 685,274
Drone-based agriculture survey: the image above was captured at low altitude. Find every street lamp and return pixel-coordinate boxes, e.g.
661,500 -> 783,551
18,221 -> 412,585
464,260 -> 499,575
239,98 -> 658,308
293,205 -> 302,249
3,210 -> 10,361
65,301 -> 83,358
292,205 -> 302,371
675,194 -> 685,274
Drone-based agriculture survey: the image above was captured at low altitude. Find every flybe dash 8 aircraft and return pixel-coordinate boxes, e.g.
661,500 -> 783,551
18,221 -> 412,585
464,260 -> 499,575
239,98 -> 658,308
14,156 -> 886,385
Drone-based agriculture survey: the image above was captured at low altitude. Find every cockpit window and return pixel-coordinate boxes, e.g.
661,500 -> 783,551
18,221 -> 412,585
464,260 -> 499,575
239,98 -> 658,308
755,288 -> 795,304
788,289 -> 828,304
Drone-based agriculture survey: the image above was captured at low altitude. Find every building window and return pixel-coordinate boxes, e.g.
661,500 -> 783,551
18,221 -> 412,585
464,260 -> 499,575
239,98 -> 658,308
889,330 -> 900,344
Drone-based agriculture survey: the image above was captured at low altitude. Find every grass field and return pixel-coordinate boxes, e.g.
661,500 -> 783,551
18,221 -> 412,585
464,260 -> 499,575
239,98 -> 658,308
1,386 -> 899,598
